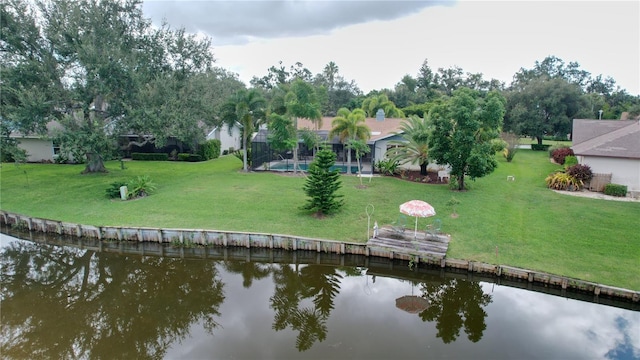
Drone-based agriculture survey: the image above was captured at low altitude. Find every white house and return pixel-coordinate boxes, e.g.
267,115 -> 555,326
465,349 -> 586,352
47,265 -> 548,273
206,123 -> 242,154
9,133 -> 56,162
9,122 -> 62,162
571,119 -> 640,195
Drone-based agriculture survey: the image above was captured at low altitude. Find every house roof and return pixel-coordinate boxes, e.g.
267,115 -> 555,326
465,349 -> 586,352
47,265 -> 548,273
296,116 -> 406,144
571,119 -> 640,159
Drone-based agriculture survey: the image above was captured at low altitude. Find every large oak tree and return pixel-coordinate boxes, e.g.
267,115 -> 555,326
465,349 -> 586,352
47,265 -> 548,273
1,0 -> 234,172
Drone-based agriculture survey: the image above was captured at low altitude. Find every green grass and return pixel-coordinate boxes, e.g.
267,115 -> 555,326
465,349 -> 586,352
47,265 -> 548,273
519,137 -> 572,146
1,152 -> 639,290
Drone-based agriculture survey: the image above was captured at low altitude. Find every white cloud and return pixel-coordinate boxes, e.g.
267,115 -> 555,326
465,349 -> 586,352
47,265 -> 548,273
143,1 -> 640,95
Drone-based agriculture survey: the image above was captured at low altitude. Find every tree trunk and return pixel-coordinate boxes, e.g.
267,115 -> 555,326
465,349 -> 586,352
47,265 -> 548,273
536,136 -> 543,145
346,146 -> 352,174
83,153 -> 107,174
420,162 -> 428,175
458,173 -> 465,191
293,117 -> 298,174
242,136 -> 248,172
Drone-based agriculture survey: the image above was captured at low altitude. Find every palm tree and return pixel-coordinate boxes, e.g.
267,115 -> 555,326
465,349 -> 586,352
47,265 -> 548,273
220,89 -> 266,171
386,115 -> 432,175
361,93 -> 405,118
329,108 -> 371,174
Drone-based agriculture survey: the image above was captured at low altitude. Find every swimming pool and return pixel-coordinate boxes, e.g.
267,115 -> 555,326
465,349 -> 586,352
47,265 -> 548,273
269,163 -> 360,173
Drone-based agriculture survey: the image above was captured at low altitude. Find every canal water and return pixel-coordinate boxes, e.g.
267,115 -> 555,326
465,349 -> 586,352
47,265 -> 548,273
1,230 -> 638,359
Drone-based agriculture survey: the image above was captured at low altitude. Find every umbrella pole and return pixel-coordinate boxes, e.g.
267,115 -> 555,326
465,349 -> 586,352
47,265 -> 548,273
414,217 -> 418,238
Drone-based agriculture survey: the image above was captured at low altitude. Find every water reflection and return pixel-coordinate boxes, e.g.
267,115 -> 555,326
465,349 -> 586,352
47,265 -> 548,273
1,231 -> 638,359
1,239 -> 224,359
420,279 -> 492,343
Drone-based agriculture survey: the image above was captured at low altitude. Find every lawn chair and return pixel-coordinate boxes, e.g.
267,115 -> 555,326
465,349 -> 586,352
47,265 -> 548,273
425,218 -> 442,238
391,214 -> 408,235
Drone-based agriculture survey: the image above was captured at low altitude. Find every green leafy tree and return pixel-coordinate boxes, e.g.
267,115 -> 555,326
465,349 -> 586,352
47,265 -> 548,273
430,88 -> 505,190
313,61 -> 362,116
505,77 -> 587,144
386,115 -> 432,175
220,89 -> 266,171
267,113 -> 297,154
1,0 -> 221,173
285,79 -> 322,173
301,147 -> 344,216
328,108 -> 371,174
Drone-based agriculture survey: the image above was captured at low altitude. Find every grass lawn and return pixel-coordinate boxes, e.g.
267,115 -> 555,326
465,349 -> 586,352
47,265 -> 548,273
1,151 -> 639,290
519,137 -> 572,147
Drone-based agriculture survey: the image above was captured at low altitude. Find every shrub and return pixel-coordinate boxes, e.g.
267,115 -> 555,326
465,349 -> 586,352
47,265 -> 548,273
604,184 -> 627,197
128,175 -> 157,198
563,155 -> 578,168
545,172 -> 582,191
566,164 -> 593,183
374,159 -> 399,176
503,148 -> 517,162
233,149 -> 250,166
531,144 -> 551,151
548,144 -> 570,157
198,139 -> 221,160
105,181 -> 127,199
131,153 -> 168,161
491,138 -> 507,153
551,147 -> 574,164
177,153 -> 203,162
187,154 -> 202,162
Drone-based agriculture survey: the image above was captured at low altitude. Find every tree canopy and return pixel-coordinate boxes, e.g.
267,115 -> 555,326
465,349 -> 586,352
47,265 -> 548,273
1,0 -> 240,172
430,88 -> 506,190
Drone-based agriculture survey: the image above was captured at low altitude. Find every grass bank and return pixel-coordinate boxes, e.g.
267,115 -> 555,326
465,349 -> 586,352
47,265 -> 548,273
1,151 -> 638,290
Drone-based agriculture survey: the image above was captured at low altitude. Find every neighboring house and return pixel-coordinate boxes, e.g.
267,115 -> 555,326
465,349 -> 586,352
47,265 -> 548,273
9,122 -> 62,163
9,132 -> 56,162
206,123 -> 242,154
571,119 -> 640,193
251,113 -> 442,173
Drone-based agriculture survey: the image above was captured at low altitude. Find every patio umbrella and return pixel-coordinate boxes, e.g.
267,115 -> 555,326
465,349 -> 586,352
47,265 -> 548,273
395,295 -> 430,314
399,200 -> 436,238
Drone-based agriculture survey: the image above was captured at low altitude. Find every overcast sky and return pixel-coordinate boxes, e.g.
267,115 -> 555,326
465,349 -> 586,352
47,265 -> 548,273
142,1 -> 640,95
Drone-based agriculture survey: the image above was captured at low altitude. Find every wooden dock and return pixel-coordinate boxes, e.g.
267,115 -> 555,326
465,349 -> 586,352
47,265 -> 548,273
367,226 -> 450,259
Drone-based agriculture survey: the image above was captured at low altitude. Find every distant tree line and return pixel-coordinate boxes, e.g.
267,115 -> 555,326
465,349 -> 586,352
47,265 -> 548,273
2,0 -> 639,180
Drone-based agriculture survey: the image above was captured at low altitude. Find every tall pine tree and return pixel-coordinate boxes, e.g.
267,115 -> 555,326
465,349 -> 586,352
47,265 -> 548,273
302,148 -> 344,216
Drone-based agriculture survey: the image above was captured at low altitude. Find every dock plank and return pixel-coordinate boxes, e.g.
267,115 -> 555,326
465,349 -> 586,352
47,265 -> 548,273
367,226 -> 450,259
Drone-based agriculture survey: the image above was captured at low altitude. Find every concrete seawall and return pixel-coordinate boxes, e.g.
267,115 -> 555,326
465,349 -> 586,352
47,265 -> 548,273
1,210 -> 638,303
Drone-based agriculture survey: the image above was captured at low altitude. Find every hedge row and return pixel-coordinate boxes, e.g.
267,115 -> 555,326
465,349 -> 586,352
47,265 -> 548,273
131,153 -> 169,161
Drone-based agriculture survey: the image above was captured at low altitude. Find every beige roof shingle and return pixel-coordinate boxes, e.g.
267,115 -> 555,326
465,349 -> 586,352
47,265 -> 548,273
572,119 -> 640,159
296,116 -> 406,143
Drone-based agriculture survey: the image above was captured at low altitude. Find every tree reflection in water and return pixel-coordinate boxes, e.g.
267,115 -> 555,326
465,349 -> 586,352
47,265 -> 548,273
269,264 -> 345,351
0,234 -> 496,356
419,278 -> 492,343
0,241 -> 225,359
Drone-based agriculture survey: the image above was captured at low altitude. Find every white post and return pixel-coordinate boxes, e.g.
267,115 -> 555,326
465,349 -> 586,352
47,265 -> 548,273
119,186 -> 128,200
